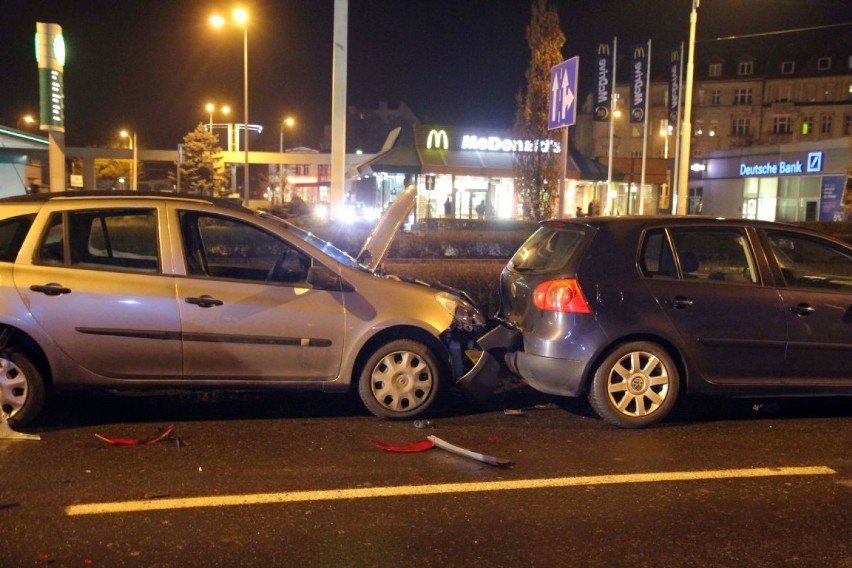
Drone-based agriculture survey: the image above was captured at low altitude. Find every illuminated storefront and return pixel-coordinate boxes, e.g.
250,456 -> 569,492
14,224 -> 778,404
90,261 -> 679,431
691,137 -> 850,222
354,124 -> 610,220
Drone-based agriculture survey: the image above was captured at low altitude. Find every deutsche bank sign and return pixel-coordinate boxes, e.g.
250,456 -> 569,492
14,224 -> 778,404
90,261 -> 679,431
738,151 -> 824,177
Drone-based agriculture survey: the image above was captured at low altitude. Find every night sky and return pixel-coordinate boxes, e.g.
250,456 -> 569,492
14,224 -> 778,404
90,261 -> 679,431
1,0 -> 850,150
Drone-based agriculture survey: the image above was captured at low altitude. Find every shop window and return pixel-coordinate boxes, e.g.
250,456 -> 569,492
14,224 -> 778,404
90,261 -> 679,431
687,187 -> 703,215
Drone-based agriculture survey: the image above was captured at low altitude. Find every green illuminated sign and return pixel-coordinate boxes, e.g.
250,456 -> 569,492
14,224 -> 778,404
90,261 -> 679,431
36,22 -> 65,131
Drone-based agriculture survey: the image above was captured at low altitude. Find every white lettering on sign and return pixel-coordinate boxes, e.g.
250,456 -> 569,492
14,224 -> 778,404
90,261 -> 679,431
739,160 -> 805,176
460,135 -> 561,154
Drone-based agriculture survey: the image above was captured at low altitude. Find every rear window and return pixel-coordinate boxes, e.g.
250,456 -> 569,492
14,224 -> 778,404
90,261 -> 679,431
509,226 -> 586,272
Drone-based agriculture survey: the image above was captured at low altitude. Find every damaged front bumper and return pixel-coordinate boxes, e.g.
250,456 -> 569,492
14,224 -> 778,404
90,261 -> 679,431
455,323 -> 523,401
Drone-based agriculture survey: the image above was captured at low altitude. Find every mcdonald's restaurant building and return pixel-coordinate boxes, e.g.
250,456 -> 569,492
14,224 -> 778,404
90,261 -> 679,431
352,124 -> 611,220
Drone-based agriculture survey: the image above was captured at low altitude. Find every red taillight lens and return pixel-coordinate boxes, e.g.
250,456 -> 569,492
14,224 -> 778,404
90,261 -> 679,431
532,279 -> 592,313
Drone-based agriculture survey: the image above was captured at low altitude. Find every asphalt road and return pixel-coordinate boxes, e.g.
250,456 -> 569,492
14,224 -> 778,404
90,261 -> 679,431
1,388 -> 850,567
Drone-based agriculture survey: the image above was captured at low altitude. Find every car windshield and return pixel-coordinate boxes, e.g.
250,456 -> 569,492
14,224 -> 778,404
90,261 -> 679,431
258,212 -> 369,271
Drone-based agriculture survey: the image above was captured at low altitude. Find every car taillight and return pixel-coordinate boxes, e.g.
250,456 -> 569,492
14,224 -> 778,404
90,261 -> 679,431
532,279 -> 592,313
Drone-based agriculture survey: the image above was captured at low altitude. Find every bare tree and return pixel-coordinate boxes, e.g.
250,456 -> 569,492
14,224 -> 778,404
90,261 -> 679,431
514,0 -> 565,221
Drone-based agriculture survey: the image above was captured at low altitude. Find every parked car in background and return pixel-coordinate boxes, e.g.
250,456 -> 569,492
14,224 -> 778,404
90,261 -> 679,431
463,216 -> 852,428
0,189 -> 485,426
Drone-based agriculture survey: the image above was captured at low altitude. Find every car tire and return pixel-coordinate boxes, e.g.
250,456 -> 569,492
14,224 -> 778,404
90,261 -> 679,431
358,339 -> 441,419
0,348 -> 46,428
588,341 -> 679,429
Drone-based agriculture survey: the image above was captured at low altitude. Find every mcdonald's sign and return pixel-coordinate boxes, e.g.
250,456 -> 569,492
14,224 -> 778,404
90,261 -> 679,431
630,41 -> 650,124
594,40 -> 614,122
426,129 -> 449,150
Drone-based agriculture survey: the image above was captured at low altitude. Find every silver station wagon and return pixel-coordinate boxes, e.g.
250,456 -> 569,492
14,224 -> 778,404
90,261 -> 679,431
0,189 -> 485,426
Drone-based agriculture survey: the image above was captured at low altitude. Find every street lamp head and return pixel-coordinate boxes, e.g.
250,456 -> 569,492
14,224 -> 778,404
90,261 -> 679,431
119,129 -> 130,139
210,14 -> 225,28
205,102 -> 215,113
283,116 -> 295,128
222,105 -> 231,116
232,7 -> 248,25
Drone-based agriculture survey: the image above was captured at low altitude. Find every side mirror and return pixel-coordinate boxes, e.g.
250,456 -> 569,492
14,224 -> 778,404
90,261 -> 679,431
307,264 -> 354,292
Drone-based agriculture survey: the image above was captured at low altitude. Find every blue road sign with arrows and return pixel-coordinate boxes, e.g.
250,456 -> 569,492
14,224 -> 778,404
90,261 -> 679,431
549,56 -> 579,130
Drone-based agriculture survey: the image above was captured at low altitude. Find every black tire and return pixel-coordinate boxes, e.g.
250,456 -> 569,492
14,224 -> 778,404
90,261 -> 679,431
358,339 -> 441,419
588,341 -> 679,428
0,348 -> 46,427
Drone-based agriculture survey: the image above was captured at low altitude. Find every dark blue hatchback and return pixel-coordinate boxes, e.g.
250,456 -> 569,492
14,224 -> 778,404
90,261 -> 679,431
466,217 -> 852,428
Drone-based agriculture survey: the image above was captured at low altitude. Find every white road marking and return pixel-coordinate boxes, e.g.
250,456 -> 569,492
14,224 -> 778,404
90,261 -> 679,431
65,466 -> 836,516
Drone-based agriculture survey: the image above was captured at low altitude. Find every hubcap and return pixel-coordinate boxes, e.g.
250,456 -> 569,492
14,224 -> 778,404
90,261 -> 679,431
606,351 -> 669,417
370,350 -> 433,412
0,358 -> 27,420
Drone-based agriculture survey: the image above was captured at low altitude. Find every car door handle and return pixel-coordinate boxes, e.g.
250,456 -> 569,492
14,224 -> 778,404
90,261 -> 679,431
665,296 -> 694,310
185,295 -> 224,308
790,303 -> 815,316
30,283 -> 72,296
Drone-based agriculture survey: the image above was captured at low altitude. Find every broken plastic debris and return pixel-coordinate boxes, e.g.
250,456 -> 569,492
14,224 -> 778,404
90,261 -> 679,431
95,424 -> 175,446
413,420 -> 434,429
371,436 -> 513,468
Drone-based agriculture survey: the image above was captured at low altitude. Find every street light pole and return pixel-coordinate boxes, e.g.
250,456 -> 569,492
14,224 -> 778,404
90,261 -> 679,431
211,8 -> 250,208
120,129 -> 138,190
676,0 -> 699,215
241,17 -> 249,208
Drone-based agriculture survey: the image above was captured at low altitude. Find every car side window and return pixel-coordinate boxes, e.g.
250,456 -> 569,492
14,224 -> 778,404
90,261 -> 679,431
642,227 -> 758,283
0,215 -> 35,263
766,231 -> 852,291
640,230 -> 678,278
36,209 -> 159,273
179,211 -> 310,285
668,228 -> 758,284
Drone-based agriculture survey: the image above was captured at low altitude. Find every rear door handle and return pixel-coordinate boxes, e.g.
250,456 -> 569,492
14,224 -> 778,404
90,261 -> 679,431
790,303 -> 815,316
667,296 -> 694,310
30,283 -> 72,296
185,295 -> 224,308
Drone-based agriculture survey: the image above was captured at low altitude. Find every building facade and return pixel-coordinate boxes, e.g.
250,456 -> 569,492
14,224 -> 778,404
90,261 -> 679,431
575,27 -> 852,217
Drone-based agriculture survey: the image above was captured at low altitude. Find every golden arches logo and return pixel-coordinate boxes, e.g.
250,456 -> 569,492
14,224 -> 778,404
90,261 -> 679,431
426,129 -> 449,150
597,43 -> 611,56
670,51 -> 680,63
633,46 -> 646,59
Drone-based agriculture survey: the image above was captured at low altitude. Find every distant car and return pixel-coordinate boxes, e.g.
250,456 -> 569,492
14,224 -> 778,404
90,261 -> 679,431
0,189 -> 485,426
463,216 -> 852,428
